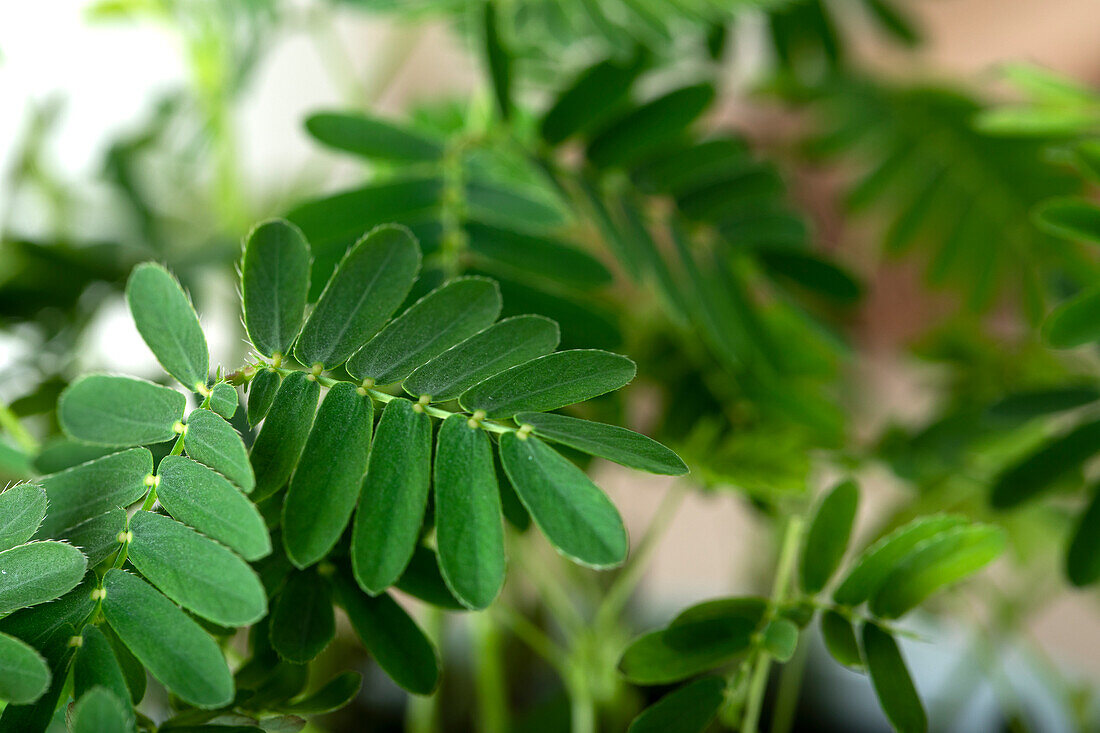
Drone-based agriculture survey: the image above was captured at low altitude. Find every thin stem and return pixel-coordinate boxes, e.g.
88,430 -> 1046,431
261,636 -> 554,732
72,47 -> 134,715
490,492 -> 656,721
407,607 -> 443,733
770,636 -> 808,733
569,687 -> 596,733
472,612 -> 509,733
491,604 -> 568,675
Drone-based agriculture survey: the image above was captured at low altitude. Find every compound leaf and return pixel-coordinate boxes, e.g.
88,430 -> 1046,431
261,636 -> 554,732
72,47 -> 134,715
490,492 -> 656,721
403,315 -> 560,402
499,432 -> 626,568
126,263 -> 209,391
0,631 -> 50,705
460,350 -> 635,418
627,676 -> 725,733
514,412 -> 686,475
863,623 -> 926,733
250,371 -> 319,501
800,480 -> 859,594
434,415 -> 505,610
183,409 -> 254,493
102,569 -> 233,709
352,399 -> 432,594
241,219 -> 311,358
127,511 -> 267,626
0,484 -> 47,553
0,541 -> 87,616
59,376 -> 185,448
283,383 -> 373,568
347,277 -> 501,386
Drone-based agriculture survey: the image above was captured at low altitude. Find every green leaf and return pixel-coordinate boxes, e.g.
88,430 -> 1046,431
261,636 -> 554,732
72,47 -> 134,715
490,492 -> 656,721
499,433 -> 626,568
460,350 -> 635,418
73,626 -> 133,720
762,618 -> 799,662
246,368 -> 281,426
403,315 -> 560,402
1033,197 -> 1100,244
0,579 -> 96,648
102,568 -> 233,708
482,1 -> 511,119
66,509 -> 127,566
870,524 -> 1005,619
395,545 -> 464,610
540,57 -> 643,144
759,250 -> 863,303
0,484 -> 47,553
0,623 -> 75,731
820,610 -> 862,669
156,456 -> 271,562
434,415 -> 505,610
250,371 -> 320,501
587,84 -> 715,169
283,383 -> 373,568
269,570 -> 335,664
241,219 -> 311,359
833,515 -> 966,607
126,263 -> 209,391
101,624 -> 145,704
618,598 -> 766,684
279,671 -> 362,714
465,222 -> 613,288
127,511 -> 267,626
208,382 -> 238,420
464,181 -> 566,233
987,386 -> 1100,423
0,631 -> 50,705
347,277 -> 501,386
628,676 -> 725,733
352,399 -> 432,594
183,409 -> 254,493
862,623 -> 927,733
59,376 -> 186,447
70,687 -> 130,733
991,419 -> 1100,508
800,480 -> 859,594
335,573 -> 440,695
0,541 -> 87,615
1067,485 -> 1100,586
1042,286 -> 1100,349
514,412 -> 686,476
305,113 -> 443,162
294,224 -> 420,369
36,448 -> 152,538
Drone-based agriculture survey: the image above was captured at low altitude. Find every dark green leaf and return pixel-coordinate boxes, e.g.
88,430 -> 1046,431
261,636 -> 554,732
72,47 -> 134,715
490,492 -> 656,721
870,524 -> 1005,619
102,569 -> 233,708
991,419 -> 1100,508
126,263 -> 209,391
242,219 -> 311,358
279,671 -> 362,715
1067,485 -> 1100,586
395,545 -> 464,610
619,598 -> 765,684
800,480 -> 859,594
305,113 -> 443,162
587,84 -> 715,169
294,224 -> 420,369
336,573 -> 440,695
101,624 -> 145,704
987,386 -> 1100,423
73,626 -> 132,718
283,383 -> 373,568
269,570 -> 335,664
250,372 -> 320,501
1042,286 -> 1100,349
208,382 -> 238,420
347,278 -> 501,386
156,456 -> 271,562
759,250 -> 863,303
540,57 -> 643,144
434,415 -> 504,610
59,376 -> 185,447
460,350 -> 635,418
36,447 -> 152,538
514,412 -> 686,476
0,631 -> 50,705
127,511 -> 267,626
403,315 -> 559,402
464,182 -> 566,233
627,676 -> 726,733
834,515 -> 966,607
482,1 -> 511,119
65,509 -> 126,566
762,618 -> 799,662
499,433 -> 626,568
247,368 -> 282,427
352,399 -> 432,594
820,610 -> 862,669
1033,197 -> 1100,244
183,409 -> 254,493
465,222 -> 611,288
862,623 -> 927,733
0,541 -> 87,615
0,579 -> 96,648
70,686 -> 130,733
0,484 -> 47,553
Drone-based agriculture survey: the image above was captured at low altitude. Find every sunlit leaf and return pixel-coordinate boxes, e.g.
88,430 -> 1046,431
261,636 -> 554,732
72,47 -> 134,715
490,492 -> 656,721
126,263 -> 209,391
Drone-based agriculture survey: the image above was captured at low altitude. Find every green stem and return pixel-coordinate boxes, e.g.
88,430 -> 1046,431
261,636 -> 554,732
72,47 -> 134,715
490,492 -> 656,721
472,613 -> 508,733
407,607 -> 444,733
770,635 -> 808,733
569,686 -> 596,733
741,516 -> 805,733
491,604 -> 568,675
0,400 -> 38,453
